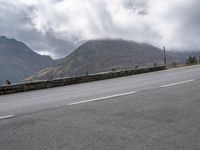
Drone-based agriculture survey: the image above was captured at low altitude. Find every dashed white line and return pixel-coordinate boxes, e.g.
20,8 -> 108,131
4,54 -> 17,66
68,91 -> 138,105
0,115 -> 14,120
160,79 -> 195,88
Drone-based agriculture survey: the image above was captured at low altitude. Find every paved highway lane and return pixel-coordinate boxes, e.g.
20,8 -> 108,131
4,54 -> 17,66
0,65 -> 200,117
0,65 -> 200,150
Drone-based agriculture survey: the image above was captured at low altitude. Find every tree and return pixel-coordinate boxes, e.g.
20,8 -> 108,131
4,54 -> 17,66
186,55 -> 197,65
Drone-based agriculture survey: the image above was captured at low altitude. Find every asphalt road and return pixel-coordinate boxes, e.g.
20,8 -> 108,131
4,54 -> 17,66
0,65 -> 200,150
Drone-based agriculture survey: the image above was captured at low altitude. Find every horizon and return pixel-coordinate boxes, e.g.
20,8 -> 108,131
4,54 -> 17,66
1,35 -> 200,60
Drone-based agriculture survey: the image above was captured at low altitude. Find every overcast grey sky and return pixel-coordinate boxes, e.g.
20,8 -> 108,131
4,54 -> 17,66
0,0 -> 199,58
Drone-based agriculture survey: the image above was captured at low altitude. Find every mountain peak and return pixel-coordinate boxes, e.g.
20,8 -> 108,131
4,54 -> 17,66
28,39 -> 168,81
0,36 -> 8,39
0,36 -> 36,54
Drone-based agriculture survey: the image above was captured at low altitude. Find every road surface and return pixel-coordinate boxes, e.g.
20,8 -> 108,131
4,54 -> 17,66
0,65 -> 200,150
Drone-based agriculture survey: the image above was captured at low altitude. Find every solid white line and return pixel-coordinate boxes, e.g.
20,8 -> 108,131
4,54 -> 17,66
68,91 -> 138,106
0,115 -> 14,120
160,79 -> 195,88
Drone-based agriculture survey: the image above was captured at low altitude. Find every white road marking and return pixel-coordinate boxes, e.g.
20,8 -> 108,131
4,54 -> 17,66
160,79 -> 195,88
0,115 -> 14,120
68,91 -> 138,105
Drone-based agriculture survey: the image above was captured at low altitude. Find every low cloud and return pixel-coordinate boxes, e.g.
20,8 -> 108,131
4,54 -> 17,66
0,0 -> 200,58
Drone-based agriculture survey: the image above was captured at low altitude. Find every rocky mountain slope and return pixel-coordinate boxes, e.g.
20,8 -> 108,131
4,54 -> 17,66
0,36 -> 54,85
28,39 -> 171,80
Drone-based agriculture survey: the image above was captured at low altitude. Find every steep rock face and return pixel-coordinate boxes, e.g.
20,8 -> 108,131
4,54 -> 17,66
28,39 -> 168,80
0,36 -> 54,85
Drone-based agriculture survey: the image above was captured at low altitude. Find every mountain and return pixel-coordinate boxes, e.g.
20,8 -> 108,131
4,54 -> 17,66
0,36 -> 54,85
27,39 -> 171,80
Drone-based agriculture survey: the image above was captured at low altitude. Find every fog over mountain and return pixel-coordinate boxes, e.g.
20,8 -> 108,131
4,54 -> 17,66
0,36 -> 54,85
0,0 -> 200,58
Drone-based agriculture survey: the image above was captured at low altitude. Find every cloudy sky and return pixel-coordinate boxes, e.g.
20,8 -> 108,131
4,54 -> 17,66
0,0 -> 199,58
